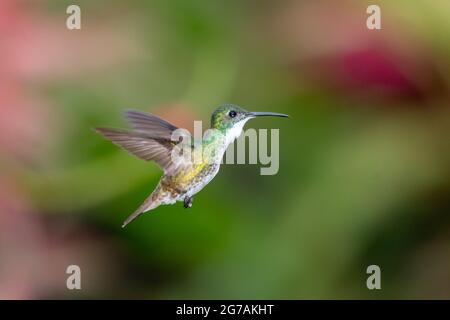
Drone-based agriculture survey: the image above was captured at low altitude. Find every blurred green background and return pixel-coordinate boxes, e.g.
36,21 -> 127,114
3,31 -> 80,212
0,0 -> 449,299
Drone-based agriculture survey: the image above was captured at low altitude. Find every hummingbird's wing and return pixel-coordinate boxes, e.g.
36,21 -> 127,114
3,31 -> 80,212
125,110 -> 178,139
95,110 -> 187,175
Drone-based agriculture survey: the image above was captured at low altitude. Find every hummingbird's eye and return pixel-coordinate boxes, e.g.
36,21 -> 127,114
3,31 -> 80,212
229,111 -> 237,118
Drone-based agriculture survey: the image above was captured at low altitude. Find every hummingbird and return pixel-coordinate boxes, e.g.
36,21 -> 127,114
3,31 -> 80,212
95,104 -> 288,227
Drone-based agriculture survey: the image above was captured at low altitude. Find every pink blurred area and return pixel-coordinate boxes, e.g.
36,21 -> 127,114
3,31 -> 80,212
271,1 -> 446,103
0,179 -> 122,299
0,0 -> 142,160
0,0 -> 141,298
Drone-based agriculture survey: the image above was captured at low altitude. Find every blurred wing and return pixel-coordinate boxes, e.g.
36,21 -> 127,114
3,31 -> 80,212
125,110 -> 178,139
95,128 -> 180,174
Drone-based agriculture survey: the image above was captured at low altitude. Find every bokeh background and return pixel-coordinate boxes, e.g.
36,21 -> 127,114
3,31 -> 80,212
1,0 -> 449,299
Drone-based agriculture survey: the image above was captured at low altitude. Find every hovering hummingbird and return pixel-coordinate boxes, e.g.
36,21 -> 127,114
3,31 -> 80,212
95,104 -> 288,227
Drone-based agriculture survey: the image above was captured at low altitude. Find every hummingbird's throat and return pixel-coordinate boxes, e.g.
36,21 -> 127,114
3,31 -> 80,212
224,119 -> 249,146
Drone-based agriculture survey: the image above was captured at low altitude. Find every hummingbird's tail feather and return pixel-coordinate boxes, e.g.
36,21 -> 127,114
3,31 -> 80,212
122,193 -> 160,228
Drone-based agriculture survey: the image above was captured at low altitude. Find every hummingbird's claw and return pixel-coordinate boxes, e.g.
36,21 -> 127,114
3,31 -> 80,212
184,196 -> 194,209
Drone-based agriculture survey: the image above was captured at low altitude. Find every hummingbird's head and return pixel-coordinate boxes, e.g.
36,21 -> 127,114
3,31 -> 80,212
211,104 -> 249,131
211,104 -> 289,143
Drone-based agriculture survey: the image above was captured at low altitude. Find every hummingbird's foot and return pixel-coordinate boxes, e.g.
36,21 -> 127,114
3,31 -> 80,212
184,196 -> 193,208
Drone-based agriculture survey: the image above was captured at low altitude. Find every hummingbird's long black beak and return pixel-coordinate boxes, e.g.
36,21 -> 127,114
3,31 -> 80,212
246,111 -> 289,118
